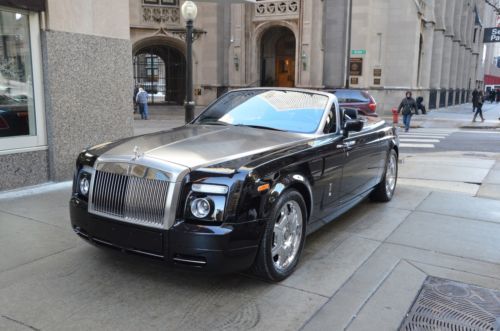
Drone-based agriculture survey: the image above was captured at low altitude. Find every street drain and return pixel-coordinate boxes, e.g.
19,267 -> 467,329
399,277 -> 500,331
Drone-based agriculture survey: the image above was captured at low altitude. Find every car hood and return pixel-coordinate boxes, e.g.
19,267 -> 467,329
99,125 -> 307,170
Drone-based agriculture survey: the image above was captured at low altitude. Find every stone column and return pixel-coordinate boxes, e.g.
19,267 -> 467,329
441,0 -> 455,107
420,22 -> 435,89
323,0 -> 349,88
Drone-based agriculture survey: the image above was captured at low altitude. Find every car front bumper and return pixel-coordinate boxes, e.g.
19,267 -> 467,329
70,197 -> 264,274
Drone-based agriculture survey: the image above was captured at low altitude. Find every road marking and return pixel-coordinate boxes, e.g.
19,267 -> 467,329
459,130 -> 500,135
400,139 -> 440,143
400,143 -> 435,148
399,135 -> 447,139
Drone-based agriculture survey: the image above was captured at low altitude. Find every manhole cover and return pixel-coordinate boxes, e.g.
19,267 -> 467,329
400,277 -> 500,331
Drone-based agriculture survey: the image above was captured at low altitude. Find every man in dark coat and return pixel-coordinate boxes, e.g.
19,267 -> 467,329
398,91 -> 418,132
472,88 -> 479,113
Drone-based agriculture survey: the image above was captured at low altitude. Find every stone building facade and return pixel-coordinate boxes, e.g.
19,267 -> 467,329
130,0 -> 494,113
0,0 -> 133,191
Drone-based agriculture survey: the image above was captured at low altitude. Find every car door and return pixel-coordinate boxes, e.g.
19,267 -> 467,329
338,119 -> 384,203
309,105 -> 346,220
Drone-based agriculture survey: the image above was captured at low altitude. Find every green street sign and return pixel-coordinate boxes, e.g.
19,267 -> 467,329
351,50 -> 366,55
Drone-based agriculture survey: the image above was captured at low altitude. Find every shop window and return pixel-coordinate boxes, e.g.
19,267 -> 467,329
0,8 -> 45,152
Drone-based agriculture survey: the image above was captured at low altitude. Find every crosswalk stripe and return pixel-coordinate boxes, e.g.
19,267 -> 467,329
400,139 -> 440,143
399,135 -> 447,139
400,143 -> 435,148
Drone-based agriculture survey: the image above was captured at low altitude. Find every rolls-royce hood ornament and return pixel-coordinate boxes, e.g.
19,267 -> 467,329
131,145 -> 143,161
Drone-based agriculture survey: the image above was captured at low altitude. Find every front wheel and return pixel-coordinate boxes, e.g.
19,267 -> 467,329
252,190 -> 306,282
371,149 -> 398,202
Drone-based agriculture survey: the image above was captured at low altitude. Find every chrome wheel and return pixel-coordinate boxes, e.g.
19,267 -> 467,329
272,200 -> 303,272
385,152 -> 397,197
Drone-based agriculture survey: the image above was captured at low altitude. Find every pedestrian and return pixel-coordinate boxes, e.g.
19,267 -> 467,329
490,90 -> 496,103
472,88 -> 479,113
133,85 -> 139,114
398,91 -> 418,132
416,96 -> 426,115
496,89 -> 500,103
472,90 -> 485,122
135,86 -> 149,120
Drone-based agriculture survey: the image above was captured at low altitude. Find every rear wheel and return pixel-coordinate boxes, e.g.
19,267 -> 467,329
371,149 -> 398,202
252,190 -> 306,282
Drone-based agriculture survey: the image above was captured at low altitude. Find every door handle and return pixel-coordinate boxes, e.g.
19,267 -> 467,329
336,141 -> 356,150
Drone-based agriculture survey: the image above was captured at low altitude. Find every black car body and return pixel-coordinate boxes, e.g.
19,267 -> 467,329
70,88 -> 399,281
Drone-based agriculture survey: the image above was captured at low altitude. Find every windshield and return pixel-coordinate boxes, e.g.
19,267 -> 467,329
194,90 -> 329,134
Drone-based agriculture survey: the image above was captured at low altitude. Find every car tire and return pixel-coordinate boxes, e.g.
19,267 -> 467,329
371,149 -> 398,202
252,189 -> 307,282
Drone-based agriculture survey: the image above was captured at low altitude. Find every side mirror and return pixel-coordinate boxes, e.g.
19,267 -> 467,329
343,119 -> 364,137
343,108 -> 359,120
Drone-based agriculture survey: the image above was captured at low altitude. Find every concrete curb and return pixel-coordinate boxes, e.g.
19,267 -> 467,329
0,181 -> 72,200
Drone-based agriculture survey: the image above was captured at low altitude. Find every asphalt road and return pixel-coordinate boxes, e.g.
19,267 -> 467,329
399,128 -> 500,153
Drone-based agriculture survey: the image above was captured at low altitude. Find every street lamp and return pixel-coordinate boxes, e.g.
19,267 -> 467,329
181,1 -> 198,123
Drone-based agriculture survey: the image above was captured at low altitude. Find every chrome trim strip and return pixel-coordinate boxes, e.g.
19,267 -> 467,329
173,257 -> 207,265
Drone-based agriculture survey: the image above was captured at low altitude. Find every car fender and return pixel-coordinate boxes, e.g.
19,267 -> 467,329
264,173 -> 314,222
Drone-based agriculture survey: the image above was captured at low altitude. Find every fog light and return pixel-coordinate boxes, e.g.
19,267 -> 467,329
79,177 -> 90,196
190,198 -> 211,219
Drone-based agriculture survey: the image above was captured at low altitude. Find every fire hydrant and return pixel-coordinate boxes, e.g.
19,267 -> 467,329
392,107 -> 399,124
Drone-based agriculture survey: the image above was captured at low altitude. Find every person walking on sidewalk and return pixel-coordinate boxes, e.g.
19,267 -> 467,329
473,91 -> 485,122
472,88 -> 479,113
398,91 -> 418,132
136,87 -> 149,120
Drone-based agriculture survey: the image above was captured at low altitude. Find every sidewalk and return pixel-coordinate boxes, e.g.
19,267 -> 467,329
382,102 -> 500,130
1,146 -> 500,329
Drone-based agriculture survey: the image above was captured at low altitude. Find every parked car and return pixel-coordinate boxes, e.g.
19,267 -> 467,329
0,94 -> 29,137
324,89 -> 377,116
70,88 -> 399,281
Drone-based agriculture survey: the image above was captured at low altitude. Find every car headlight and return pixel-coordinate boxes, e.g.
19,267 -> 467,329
190,198 -> 212,218
77,169 -> 93,197
79,176 -> 90,196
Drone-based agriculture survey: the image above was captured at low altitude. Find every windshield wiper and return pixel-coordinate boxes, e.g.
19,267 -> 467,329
233,124 -> 284,132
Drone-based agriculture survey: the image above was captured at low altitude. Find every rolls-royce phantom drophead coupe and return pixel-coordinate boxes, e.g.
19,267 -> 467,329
70,88 -> 399,281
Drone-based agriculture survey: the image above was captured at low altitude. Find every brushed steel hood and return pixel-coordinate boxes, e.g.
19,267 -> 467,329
101,125 -> 306,170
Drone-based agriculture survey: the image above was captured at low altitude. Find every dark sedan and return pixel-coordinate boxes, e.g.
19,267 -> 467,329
325,89 -> 378,116
70,88 -> 398,281
0,95 -> 29,137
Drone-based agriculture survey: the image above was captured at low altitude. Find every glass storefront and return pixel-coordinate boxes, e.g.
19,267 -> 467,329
0,9 -> 35,139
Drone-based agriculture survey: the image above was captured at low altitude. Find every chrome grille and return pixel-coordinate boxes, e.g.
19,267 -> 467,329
90,169 -> 170,227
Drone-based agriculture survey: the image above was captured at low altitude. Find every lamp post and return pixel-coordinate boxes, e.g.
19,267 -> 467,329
181,1 -> 198,123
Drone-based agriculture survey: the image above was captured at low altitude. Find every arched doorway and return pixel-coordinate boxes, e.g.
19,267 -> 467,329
260,27 -> 296,87
133,45 -> 185,105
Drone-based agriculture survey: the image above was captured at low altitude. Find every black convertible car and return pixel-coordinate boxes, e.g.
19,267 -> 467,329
70,88 -> 399,281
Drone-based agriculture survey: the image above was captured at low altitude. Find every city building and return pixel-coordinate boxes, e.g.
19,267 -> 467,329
0,0 -> 133,191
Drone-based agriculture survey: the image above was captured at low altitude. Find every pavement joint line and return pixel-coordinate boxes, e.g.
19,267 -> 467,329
0,245 -> 78,276
236,271 -> 331,299
382,240 -> 500,268
1,315 -> 41,331
411,209 -> 500,228
399,176 -> 487,183
0,209 -> 69,232
405,259 -> 500,283
298,237 -> 390,331
0,181 -> 72,200
342,259 -> 408,331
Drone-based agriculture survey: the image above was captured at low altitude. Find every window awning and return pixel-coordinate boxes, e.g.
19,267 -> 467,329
0,0 -> 45,12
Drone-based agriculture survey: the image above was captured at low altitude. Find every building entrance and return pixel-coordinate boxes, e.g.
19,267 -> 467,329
133,45 -> 185,105
260,27 -> 296,87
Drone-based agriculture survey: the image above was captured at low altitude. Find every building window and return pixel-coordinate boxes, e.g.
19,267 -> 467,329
0,8 -> 45,153
143,0 -> 178,6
